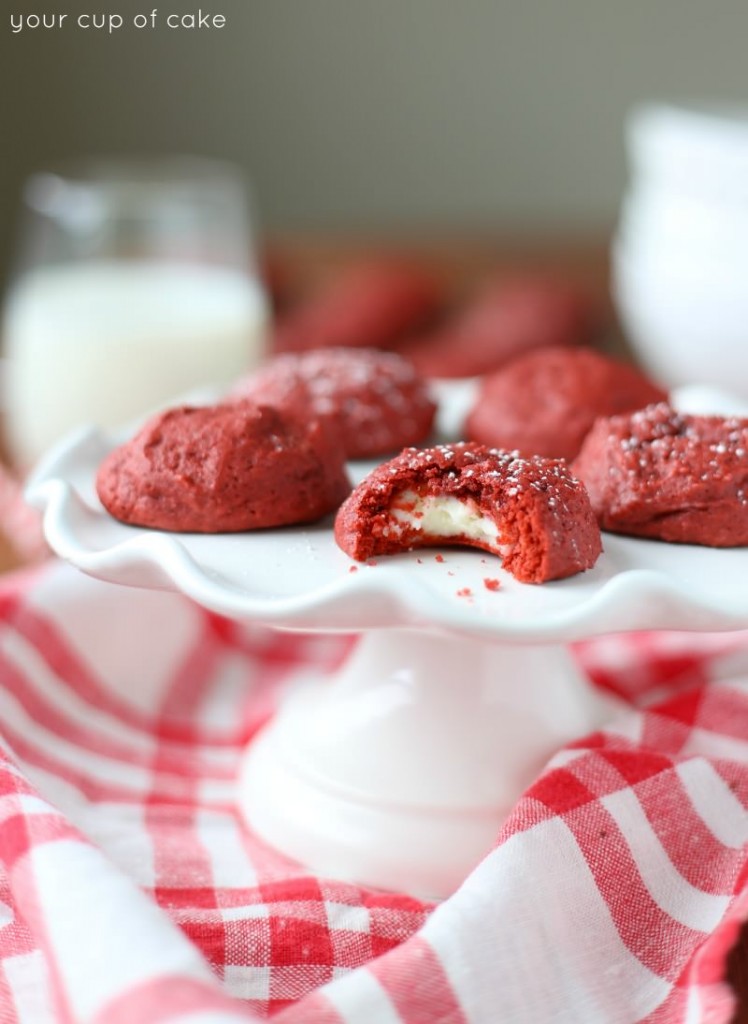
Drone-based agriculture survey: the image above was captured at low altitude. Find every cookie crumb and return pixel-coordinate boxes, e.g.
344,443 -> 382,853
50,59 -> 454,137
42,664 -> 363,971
435,554 -> 445,563
483,578 -> 501,592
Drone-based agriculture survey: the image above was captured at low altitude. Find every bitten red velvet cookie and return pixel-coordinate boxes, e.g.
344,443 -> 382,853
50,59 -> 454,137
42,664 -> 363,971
230,348 -> 437,459
466,346 -> 667,461
572,403 -> 748,546
334,442 -> 602,583
96,401 -> 351,533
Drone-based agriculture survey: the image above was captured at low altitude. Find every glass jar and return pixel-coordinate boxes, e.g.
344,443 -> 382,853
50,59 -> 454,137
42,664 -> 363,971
1,157 -> 269,470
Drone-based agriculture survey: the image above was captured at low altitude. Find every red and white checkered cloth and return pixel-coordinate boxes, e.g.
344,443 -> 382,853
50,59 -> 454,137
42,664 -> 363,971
0,560 -> 745,1023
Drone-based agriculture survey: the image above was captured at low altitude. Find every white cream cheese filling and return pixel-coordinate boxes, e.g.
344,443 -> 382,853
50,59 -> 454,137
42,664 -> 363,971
388,488 -> 506,548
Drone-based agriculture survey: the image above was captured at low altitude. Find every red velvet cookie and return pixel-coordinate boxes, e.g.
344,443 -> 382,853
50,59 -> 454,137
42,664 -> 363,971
402,275 -> 599,379
466,346 -> 667,461
230,348 -> 437,459
96,401 -> 351,533
572,403 -> 748,546
334,442 -> 602,583
273,260 -> 443,354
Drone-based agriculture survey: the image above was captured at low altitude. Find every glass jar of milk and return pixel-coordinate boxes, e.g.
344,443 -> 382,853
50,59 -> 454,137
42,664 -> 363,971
1,158 -> 269,469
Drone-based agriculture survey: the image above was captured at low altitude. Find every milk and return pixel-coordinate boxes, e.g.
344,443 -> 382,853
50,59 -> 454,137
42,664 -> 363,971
2,260 -> 268,468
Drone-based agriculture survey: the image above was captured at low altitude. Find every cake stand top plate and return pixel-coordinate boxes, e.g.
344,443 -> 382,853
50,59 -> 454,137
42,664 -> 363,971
25,384 -> 748,643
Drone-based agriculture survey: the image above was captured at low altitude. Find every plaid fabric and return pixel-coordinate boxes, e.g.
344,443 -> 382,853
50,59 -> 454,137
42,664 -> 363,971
0,561 -> 745,1023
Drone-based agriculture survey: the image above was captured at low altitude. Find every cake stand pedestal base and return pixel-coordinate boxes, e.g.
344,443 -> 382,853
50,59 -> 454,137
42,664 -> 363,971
238,628 -> 623,900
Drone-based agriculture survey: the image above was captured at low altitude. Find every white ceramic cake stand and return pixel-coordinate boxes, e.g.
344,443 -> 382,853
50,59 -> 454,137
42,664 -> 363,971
25,384 -> 748,900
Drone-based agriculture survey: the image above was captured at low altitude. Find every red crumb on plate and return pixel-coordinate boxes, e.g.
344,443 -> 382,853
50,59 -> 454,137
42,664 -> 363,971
435,554 -> 445,563
348,565 -> 358,573
483,578 -> 501,592
456,587 -> 472,598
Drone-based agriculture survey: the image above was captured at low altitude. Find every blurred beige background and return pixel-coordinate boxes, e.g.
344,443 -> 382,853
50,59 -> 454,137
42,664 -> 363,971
2,0 -> 748,286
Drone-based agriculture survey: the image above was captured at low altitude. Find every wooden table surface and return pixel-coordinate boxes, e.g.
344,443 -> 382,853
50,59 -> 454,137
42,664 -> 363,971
0,232 -> 745,1019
